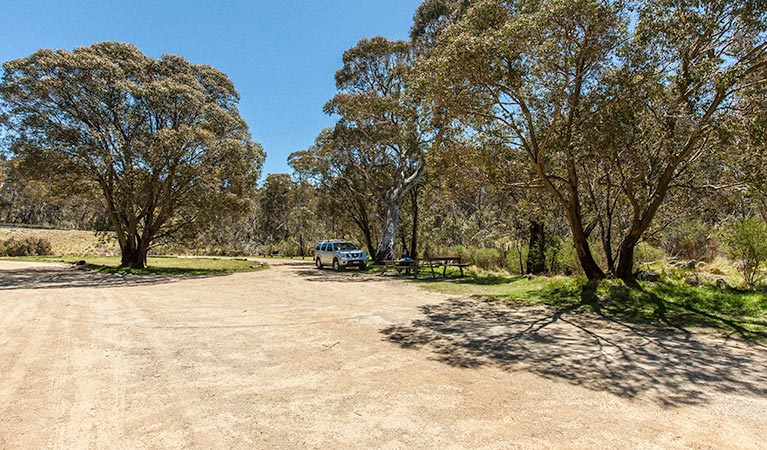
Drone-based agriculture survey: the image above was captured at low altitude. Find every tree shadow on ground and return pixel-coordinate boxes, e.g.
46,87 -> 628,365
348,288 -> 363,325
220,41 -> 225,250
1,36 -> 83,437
414,275 -> 517,285
0,265 -> 194,290
294,267 -> 409,283
272,261 -> 315,267
381,290 -> 767,407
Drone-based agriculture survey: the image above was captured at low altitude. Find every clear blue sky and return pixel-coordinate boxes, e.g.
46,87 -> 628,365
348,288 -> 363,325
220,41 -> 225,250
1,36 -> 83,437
0,0 -> 422,180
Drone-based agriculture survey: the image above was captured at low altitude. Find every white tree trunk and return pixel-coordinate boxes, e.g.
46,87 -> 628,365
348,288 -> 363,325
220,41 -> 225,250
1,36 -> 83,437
374,163 -> 425,262
375,197 -> 400,261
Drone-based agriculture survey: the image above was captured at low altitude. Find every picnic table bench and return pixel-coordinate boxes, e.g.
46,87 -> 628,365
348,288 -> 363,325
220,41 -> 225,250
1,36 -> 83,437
373,256 -> 469,279
376,259 -> 419,277
419,256 -> 470,278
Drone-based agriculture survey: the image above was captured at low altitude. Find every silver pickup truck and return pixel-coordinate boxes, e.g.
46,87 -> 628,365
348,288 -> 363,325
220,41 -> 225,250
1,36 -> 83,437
315,240 -> 368,271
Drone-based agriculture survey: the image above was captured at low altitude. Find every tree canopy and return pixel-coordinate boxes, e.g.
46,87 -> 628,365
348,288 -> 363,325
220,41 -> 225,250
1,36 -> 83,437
306,37 -> 434,261
1,4 -> 766,287
415,0 -> 767,280
0,42 -> 264,268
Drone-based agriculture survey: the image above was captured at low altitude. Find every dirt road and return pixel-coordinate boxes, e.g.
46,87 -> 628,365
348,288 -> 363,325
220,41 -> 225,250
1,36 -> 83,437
1,259 -> 765,449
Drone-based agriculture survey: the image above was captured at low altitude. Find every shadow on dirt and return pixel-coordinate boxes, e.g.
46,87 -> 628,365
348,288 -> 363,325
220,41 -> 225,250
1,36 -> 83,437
259,260 -> 314,268
294,266 -> 401,283
0,265 -> 191,290
382,295 -> 767,407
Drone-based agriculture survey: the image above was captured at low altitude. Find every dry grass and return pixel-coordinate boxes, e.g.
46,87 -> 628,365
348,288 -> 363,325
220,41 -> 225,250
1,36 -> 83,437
0,227 -> 118,256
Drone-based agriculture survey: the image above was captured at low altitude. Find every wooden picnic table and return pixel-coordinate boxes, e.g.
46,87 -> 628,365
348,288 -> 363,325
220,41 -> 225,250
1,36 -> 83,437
374,256 -> 470,279
376,259 -> 419,277
419,256 -> 470,278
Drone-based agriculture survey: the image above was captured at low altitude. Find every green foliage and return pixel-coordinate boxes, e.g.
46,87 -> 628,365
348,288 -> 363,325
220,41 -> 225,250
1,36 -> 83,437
553,242 -> 582,276
0,42 -> 264,269
449,244 -> 467,259
415,0 -> 767,281
634,242 -> 666,264
471,247 -> 504,270
506,246 -> 528,275
0,235 -> 52,256
417,272 -> 767,337
663,220 -> 718,261
727,217 -> 767,287
259,174 -> 295,244
259,239 -> 308,258
290,129 -> 383,256
305,36 -> 431,261
0,157 -> 107,228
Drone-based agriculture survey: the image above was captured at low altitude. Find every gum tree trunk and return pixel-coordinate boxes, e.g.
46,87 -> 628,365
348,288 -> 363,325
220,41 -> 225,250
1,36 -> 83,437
409,186 -> 420,259
119,233 -> 149,269
570,219 -> 605,280
526,220 -> 546,274
374,164 -> 425,262
375,196 -> 401,261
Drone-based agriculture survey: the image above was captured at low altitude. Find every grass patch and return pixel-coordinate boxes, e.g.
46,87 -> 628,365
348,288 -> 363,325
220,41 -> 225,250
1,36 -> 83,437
413,273 -> 553,299
1,255 -> 267,276
415,271 -> 767,338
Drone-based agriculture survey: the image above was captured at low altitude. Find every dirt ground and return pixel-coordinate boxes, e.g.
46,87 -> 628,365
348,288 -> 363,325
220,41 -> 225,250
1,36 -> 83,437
1,259 -> 765,449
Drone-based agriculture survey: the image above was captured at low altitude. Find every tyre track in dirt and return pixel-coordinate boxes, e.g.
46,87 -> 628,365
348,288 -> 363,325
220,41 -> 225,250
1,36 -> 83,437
47,289 -> 132,450
1,259 -> 766,449
0,290 -> 59,433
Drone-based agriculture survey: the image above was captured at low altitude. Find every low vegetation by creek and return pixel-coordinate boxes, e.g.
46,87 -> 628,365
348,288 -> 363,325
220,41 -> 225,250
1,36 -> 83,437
412,264 -> 767,339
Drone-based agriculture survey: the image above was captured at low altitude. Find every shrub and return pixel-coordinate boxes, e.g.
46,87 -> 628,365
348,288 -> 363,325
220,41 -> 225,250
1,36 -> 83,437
0,236 -> 53,257
471,248 -> 505,270
634,242 -> 666,264
664,220 -> 718,262
506,245 -> 528,275
450,245 -> 468,260
551,241 -> 582,275
726,217 -> 767,287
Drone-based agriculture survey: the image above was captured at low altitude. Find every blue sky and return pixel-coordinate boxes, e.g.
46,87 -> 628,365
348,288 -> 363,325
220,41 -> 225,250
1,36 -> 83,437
0,0 -> 422,180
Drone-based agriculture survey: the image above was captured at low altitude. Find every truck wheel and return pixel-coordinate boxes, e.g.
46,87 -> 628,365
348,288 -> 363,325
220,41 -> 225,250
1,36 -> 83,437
316,258 -> 323,269
333,258 -> 343,272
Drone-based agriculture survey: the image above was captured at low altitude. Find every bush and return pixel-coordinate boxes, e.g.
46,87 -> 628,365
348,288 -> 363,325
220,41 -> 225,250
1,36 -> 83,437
471,248 -> 505,270
726,217 -> 767,287
664,220 -> 718,262
506,245 -> 528,275
450,245 -> 468,260
634,242 -> 666,264
0,236 -> 53,257
553,242 -> 582,275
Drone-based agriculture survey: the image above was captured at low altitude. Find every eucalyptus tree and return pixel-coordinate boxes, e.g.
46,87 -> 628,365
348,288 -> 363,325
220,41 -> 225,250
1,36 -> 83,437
287,179 -> 325,258
289,129 -> 382,255
418,0 -> 767,280
258,173 -> 294,245
426,131 -> 559,273
413,0 -> 559,274
325,37 -> 434,262
411,0 -> 472,52
0,42 -> 264,268
418,0 -> 623,280
723,63 -> 767,223
597,0 -> 767,279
